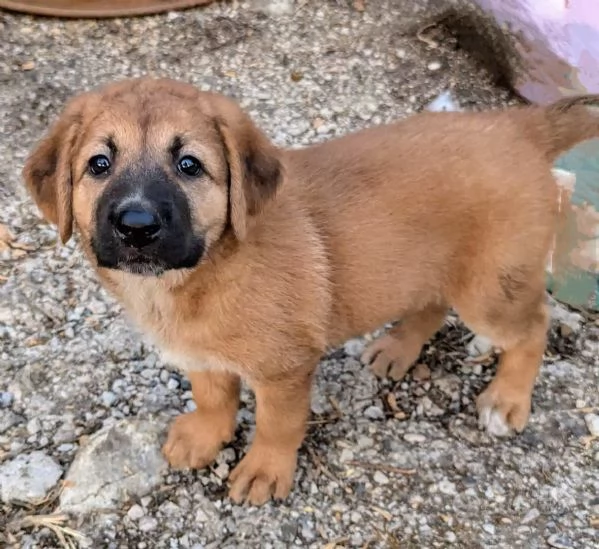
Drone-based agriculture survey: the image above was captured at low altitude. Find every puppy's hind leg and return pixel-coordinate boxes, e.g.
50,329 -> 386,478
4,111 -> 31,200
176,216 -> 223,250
456,272 -> 550,437
361,304 -> 447,381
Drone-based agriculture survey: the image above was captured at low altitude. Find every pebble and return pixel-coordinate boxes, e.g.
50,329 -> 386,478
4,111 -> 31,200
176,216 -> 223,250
101,391 -> 118,407
26,417 -> 41,435
0,391 -> 14,408
482,523 -> 496,535
364,405 -> 385,420
584,414 -> 599,437
214,463 -> 229,480
427,61 -> 442,71
59,419 -> 167,513
404,433 -> 426,443
0,451 -> 63,503
167,378 -> 179,390
127,504 -> 145,521
373,471 -> 390,485
438,479 -> 457,496
521,508 -> 540,524
138,516 -> 158,532
547,534 -> 574,548
445,531 -> 457,543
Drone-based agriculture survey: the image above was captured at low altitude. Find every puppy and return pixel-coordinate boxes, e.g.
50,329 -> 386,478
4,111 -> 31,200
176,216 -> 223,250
22,78 -> 599,505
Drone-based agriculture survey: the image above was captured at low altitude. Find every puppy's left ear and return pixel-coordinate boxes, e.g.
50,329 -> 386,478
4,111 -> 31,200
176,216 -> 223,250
22,94 -> 89,244
211,96 -> 283,241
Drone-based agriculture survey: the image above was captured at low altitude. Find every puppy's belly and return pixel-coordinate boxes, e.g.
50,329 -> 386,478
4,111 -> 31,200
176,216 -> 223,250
158,345 -> 239,374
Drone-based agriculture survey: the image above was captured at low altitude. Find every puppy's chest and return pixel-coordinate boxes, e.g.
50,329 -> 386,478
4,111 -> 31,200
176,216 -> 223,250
116,280 -> 235,373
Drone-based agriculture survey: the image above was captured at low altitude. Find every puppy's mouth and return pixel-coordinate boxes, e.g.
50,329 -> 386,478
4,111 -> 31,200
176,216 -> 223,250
116,253 -> 167,277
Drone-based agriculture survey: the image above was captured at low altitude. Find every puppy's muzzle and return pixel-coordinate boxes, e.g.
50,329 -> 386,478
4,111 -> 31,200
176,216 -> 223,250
112,203 -> 162,249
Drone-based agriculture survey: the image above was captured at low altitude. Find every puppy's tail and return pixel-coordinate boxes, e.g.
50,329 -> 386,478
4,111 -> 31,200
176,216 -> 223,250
536,94 -> 599,160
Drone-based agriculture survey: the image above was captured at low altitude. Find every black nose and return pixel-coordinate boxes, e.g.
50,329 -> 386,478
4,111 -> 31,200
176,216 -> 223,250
114,208 -> 162,248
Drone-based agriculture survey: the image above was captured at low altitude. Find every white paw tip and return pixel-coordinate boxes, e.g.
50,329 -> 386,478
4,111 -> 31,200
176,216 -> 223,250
478,406 -> 512,437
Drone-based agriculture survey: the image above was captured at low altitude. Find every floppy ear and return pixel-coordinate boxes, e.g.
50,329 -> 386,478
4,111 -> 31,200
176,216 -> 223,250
212,98 -> 283,241
22,95 -> 88,244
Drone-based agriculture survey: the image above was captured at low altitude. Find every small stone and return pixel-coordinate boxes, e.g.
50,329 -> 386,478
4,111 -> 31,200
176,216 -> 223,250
438,479 -> 457,496
339,448 -> 354,462
364,405 -> 384,420
404,433 -> 426,444
373,471 -> 389,485
167,378 -> 179,390
140,369 -> 156,380
412,363 -> 431,381
138,516 -> 158,532
214,463 -> 229,480
482,523 -> 495,535
127,504 -> 145,520
445,531 -> 457,543
343,338 -> 365,356
185,400 -> 197,412
59,419 -> 167,513
547,534 -> 573,549
427,60 -> 442,71
521,508 -> 540,524
0,451 -> 63,503
26,417 -> 41,435
357,435 -> 374,449
21,60 -> 35,71
0,391 -> 14,408
101,391 -> 118,407
0,411 -> 21,434
159,370 -> 170,384
584,414 -> 599,437
594,451 -> 599,462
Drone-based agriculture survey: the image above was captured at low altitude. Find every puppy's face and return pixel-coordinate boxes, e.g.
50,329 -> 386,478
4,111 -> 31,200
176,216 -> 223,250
23,78 -> 282,276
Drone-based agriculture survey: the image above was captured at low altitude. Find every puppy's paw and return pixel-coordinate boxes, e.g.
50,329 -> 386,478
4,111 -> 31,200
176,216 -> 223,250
360,334 -> 418,381
228,445 -> 297,506
476,381 -> 531,437
162,411 -> 234,470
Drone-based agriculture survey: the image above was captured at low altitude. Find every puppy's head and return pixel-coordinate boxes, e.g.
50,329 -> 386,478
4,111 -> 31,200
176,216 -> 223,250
22,78 -> 282,276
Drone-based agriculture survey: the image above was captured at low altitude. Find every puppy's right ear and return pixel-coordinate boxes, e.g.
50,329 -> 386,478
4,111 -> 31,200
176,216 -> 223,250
22,94 -> 89,244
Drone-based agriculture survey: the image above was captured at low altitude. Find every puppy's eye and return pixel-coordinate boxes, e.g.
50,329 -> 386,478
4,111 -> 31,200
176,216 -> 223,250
88,155 -> 111,176
177,155 -> 203,177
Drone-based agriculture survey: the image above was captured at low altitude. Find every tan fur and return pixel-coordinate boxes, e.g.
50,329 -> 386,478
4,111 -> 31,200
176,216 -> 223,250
22,78 -> 599,505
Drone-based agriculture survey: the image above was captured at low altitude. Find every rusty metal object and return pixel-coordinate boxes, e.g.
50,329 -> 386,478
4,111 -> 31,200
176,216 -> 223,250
0,0 -> 215,18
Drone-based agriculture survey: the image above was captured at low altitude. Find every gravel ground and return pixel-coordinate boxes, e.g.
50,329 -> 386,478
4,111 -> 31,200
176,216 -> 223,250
1,1 -> 598,548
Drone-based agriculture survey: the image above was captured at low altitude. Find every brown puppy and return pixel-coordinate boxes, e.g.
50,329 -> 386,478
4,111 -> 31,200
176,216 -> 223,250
22,78 -> 599,505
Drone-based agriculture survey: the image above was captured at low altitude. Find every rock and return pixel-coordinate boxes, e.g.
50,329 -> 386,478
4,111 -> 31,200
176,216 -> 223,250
584,414 -> 599,437
26,417 -> 41,435
412,363 -> 431,381
404,433 -> 426,444
0,411 -> 21,434
373,471 -> 389,485
445,531 -> 457,543
466,335 -> 493,357
138,516 -> 158,532
59,418 -> 168,514
0,391 -> 14,408
482,523 -> 496,535
167,378 -> 179,390
0,451 -> 63,503
426,91 -> 462,113
547,534 -> 574,549
101,391 -> 118,407
438,479 -> 457,496
521,508 -> 540,524
427,61 -> 441,71
127,504 -> 145,520
364,405 -> 384,420
343,338 -> 365,357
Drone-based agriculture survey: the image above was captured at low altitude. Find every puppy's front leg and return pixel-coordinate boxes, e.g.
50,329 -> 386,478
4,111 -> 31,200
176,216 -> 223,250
228,367 -> 315,506
163,370 -> 240,469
